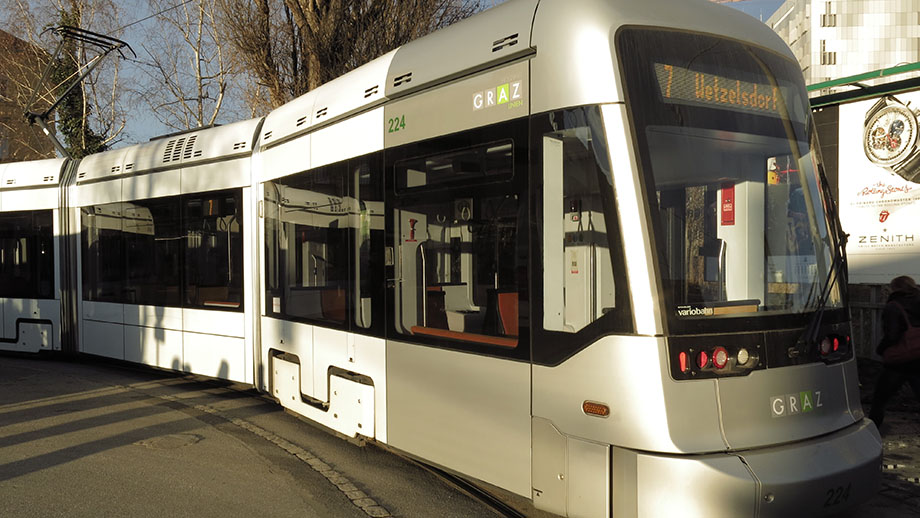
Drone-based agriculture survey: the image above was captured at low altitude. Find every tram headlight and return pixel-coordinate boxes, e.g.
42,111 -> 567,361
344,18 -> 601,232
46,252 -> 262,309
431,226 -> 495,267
736,347 -> 750,366
712,347 -> 729,369
819,337 -> 832,356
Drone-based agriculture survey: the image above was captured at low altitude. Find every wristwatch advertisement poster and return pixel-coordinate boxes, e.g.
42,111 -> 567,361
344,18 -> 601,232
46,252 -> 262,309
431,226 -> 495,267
835,93 -> 920,283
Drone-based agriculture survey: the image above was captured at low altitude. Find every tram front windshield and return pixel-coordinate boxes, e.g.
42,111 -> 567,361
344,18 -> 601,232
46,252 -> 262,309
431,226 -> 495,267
618,28 -> 842,330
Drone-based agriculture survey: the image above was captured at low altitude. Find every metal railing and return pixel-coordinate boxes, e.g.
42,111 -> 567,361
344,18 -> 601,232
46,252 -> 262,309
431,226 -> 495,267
849,285 -> 886,361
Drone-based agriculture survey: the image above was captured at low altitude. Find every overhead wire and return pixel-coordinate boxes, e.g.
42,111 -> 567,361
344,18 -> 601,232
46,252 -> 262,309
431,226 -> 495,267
115,0 -> 197,32
111,0 -> 200,71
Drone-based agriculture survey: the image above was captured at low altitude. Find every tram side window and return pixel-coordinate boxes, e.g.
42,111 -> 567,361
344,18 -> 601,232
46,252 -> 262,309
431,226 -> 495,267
123,198 -> 182,306
353,156 -> 384,329
393,142 -> 523,348
82,204 -> 126,303
184,190 -> 244,310
264,163 -> 351,325
0,210 -> 54,299
541,107 -> 620,334
396,140 -> 513,192
81,189 -> 243,310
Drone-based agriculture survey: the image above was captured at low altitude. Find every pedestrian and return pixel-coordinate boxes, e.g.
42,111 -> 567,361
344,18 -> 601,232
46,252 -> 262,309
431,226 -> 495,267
868,275 -> 920,429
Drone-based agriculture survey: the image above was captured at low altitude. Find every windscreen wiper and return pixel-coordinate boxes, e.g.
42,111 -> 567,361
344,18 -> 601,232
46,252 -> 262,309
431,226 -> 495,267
801,164 -> 849,349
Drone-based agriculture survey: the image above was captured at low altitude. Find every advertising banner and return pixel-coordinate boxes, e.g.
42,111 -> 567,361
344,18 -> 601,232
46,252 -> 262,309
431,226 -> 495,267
838,92 -> 920,284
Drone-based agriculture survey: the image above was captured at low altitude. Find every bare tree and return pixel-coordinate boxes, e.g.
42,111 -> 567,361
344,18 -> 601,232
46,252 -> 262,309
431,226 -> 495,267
133,0 -> 244,132
0,0 -> 129,155
216,0 -> 483,110
0,29 -> 56,161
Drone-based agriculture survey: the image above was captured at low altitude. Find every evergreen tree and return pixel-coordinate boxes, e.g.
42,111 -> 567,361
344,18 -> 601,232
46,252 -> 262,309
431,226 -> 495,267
51,6 -> 106,158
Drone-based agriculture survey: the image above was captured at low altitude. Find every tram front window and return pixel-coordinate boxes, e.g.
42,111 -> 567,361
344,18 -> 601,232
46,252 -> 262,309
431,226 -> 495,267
618,29 -> 842,327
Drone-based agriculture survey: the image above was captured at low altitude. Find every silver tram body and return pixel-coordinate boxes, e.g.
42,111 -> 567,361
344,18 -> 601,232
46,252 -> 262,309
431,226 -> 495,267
0,0 -> 881,516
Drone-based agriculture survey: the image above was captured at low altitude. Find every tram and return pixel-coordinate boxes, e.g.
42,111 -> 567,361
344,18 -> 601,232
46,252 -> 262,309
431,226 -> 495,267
0,0 -> 881,515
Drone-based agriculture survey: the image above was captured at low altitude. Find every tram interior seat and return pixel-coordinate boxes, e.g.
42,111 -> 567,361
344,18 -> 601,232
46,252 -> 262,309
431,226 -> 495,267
482,289 -> 518,337
425,286 -> 449,329
287,286 -> 346,322
197,286 -> 234,307
411,287 -> 519,348
320,287 -> 346,321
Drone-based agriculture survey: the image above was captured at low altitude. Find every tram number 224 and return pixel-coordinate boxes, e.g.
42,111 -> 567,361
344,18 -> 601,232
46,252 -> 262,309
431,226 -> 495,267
824,483 -> 851,508
387,115 -> 406,134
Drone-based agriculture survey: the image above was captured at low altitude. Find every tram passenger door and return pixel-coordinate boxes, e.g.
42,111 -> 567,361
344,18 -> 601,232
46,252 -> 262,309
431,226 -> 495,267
385,132 -> 532,498
530,107 -> 632,518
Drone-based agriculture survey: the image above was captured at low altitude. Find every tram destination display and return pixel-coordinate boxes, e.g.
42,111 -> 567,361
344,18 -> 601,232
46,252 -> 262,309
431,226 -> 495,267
653,62 -> 789,117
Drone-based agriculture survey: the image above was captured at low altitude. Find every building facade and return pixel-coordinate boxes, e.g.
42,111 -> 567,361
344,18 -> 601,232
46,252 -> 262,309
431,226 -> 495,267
767,0 -> 920,89
0,29 -> 54,162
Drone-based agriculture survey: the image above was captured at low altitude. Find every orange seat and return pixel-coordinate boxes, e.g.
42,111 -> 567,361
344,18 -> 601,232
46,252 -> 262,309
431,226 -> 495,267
497,292 -> 518,337
321,288 -> 346,322
410,326 -> 518,348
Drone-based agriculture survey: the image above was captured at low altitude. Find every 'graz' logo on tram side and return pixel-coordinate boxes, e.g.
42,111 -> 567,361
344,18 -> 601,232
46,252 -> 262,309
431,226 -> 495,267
770,390 -> 823,418
473,80 -> 523,111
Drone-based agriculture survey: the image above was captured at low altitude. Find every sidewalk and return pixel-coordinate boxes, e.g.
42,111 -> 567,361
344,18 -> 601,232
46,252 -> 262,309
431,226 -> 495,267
848,358 -> 920,516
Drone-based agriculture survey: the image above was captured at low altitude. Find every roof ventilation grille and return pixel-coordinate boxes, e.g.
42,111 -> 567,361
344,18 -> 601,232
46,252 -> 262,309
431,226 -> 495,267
111,165 -> 121,173
296,116 -> 308,127
183,135 -> 198,160
365,85 -> 379,98
125,163 -> 134,171
172,137 -> 187,162
316,107 -> 328,119
492,33 -> 519,53
393,72 -> 412,88
163,140 -> 177,163
233,141 -> 247,150
263,130 -> 273,141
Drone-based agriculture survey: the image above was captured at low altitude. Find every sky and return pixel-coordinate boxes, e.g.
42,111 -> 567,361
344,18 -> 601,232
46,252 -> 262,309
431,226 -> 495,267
722,0 -> 784,22
106,0 -> 783,144
14,0 -> 787,148
112,0 -> 237,146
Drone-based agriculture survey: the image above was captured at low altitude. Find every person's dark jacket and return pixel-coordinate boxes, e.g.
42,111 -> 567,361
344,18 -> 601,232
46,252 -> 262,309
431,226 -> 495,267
876,289 -> 920,356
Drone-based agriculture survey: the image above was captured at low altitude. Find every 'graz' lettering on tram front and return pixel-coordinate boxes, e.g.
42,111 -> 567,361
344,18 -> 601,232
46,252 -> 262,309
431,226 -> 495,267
771,390 -> 824,418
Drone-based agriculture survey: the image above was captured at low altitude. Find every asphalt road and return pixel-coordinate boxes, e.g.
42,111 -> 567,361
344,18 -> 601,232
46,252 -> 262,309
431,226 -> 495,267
0,355 -> 513,518
2,355 -> 919,518
840,359 -> 920,517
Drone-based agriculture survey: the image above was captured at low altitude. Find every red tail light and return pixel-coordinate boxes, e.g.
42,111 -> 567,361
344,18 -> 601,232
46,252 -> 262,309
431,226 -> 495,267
697,350 -> 709,369
713,347 -> 729,369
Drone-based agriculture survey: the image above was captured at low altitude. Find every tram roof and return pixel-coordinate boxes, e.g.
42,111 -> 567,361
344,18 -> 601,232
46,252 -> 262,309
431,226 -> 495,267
0,158 -> 66,191
259,0 -> 792,148
72,0 -> 795,179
